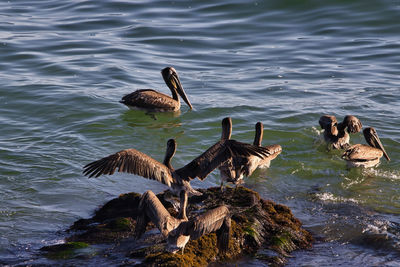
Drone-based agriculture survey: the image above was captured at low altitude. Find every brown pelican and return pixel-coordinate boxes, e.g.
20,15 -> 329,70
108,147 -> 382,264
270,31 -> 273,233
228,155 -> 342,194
342,127 -> 390,168
135,190 -> 230,255
250,122 -> 282,169
167,205 -> 230,254
83,136 -> 270,199
218,117 -> 246,187
319,115 -> 363,149
219,119 -> 281,188
119,67 -> 193,112
134,190 -> 189,238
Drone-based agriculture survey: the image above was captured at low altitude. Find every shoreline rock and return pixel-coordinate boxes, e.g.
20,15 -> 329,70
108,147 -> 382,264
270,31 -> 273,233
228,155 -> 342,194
41,187 -> 313,266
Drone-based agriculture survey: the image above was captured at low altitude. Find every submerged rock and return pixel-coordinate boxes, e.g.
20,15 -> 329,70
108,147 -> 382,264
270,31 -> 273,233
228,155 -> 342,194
41,187 -> 312,266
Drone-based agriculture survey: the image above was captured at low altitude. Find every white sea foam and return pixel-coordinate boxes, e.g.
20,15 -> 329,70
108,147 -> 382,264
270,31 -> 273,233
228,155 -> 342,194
363,169 -> 400,180
315,192 -> 363,204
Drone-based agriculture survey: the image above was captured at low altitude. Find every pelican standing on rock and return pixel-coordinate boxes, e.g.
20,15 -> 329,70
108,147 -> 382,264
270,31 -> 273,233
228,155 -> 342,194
135,190 -> 231,255
342,127 -> 390,168
218,117 -> 247,187
319,115 -> 363,149
119,67 -> 193,112
83,136 -> 270,207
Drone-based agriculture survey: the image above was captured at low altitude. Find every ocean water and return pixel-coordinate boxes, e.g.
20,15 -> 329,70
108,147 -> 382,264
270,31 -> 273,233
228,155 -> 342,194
0,0 -> 399,266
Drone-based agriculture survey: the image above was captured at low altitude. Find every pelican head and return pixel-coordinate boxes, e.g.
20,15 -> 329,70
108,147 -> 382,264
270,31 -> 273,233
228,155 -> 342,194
221,117 -> 232,140
319,115 -> 338,136
161,67 -> 193,109
342,115 -> 363,134
163,139 -> 177,169
363,127 -> 390,161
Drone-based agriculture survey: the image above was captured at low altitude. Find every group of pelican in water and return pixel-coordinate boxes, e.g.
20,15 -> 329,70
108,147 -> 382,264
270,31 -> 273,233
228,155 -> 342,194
319,115 -> 390,168
83,67 -> 390,254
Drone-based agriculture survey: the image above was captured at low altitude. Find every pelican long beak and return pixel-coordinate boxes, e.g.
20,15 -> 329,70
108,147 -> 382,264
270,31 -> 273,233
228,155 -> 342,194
365,128 -> 390,161
171,73 -> 193,109
375,135 -> 390,161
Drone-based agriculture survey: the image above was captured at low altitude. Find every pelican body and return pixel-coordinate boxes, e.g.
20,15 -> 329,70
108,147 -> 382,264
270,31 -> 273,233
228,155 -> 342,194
319,115 -> 362,149
246,122 -> 282,171
120,67 -> 193,112
134,190 -> 230,255
83,135 -> 271,200
342,127 -> 390,168
219,118 -> 281,187
218,117 -> 243,186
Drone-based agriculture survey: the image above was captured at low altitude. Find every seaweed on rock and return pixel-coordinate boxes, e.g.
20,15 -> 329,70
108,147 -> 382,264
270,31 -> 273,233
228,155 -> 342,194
41,187 -> 312,266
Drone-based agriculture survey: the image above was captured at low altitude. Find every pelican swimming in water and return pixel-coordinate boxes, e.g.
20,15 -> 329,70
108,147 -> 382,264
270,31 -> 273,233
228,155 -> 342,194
83,136 -> 270,202
218,119 -> 280,188
342,127 -> 390,168
319,115 -> 363,149
119,67 -> 193,112
135,190 -> 230,255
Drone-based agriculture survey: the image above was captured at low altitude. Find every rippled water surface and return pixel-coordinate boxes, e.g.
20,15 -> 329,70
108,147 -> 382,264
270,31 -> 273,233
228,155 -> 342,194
1,0 -> 399,266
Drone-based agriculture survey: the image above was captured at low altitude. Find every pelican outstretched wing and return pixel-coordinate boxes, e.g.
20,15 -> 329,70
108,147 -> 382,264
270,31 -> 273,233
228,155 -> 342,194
264,144 -> 282,158
82,149 -> 173,187
175,140 -> 271,181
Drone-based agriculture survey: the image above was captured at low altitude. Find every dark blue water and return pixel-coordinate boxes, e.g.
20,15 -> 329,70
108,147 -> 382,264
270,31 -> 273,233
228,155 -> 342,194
1,0 -> 399,265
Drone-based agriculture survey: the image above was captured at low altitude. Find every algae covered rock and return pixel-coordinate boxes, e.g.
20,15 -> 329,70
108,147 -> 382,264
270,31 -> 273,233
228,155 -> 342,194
41,187 -> 312,266
40,242 -> 90,260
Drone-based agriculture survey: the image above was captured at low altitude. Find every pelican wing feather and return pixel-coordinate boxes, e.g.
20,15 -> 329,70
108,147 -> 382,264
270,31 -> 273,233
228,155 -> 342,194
174,206 -> 230,240
342,144 -> 383,161
83,149 -> 173,187
121,89 -> 177,110
175,140 -> 271,181
264,144 -> 282,159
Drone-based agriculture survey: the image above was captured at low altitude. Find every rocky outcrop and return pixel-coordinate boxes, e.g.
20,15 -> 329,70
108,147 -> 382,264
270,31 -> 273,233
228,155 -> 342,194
41,187 -> 312,266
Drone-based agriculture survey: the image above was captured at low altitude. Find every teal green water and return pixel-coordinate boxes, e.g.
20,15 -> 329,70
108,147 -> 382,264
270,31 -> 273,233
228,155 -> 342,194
1,0 -> 399,265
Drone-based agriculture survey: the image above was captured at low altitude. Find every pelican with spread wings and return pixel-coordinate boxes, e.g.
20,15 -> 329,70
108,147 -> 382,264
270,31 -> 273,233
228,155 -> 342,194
219,118 -> 281,187
83,135 -> 271,198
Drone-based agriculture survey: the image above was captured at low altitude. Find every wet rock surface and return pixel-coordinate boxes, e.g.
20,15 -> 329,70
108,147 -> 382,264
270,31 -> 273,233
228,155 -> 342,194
41,187 -> 312,266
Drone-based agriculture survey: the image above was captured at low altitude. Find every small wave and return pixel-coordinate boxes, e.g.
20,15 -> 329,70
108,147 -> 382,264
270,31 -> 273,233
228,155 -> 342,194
361,219 -> 400,251
0,209 -> 17,217
362,169 -> 400,181
315,192 -> 363,204
311,126 -> 323,136
362,220 -> 389,235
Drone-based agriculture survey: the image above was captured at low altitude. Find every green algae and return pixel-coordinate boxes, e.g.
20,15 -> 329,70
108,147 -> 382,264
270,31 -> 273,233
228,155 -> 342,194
40,242 -> 89,260
106,217 -> 133,231
270,232 -> 297,254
